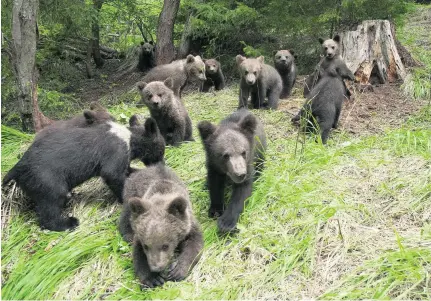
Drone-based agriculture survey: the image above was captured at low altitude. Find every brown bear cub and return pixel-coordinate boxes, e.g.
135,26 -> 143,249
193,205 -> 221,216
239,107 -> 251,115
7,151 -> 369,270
236,55 -> 282,110
273,50 -> 297,99
200,59 -> 225,92
2,116 -> 165,231
138,41 -> 156,72
137,78 -> 193,146
198,109 -> 266,233
142,54 -> 206,96
119,163 -> 203,288
303,35 -> 354,98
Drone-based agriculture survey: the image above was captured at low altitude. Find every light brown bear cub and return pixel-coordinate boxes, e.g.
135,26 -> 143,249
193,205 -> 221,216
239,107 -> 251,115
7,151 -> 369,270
137,78 -> 193,146
119,163 -> 203,288
236,55 -> 282,110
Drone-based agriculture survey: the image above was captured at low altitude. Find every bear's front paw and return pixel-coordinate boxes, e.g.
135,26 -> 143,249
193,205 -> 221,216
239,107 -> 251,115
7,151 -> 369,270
208,207 -> 224,219
140,274 -> 165,289
66,217 -> 79,230
165,261 -> 188,282
217,214 -> 238,233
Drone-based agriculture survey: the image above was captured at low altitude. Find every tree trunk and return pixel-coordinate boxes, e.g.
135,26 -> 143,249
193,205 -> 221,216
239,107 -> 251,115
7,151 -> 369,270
11,0 -> 52,132
155,0 -> 180,65
92,0 -> 104,68
340,20 -> 407,85
178,11 -> 192,59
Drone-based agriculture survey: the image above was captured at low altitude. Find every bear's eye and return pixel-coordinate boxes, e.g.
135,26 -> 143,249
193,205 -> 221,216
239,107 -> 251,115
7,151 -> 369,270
157,93 -> 162,97
241,151 -> 246,157
277,56 -> 281,59
253,71 -> 257,75
223,153 -> 230,160
244,71 -> 248,75
161,244 -> 169,251
325,47 -> 328,50
143,244 -> 149,251
332,46 -> 335,49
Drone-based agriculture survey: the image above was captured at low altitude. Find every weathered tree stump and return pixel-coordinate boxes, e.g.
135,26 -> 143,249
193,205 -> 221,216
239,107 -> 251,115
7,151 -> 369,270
340,20 -> 407,85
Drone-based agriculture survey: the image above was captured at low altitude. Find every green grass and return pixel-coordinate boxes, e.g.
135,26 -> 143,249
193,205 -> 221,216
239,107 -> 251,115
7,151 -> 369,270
2,85 -> 431,299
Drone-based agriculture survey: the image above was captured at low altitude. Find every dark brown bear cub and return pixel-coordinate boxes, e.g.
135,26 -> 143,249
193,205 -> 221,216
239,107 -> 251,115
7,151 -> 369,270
2,116 -> 165,231
138,41 -> 156,72
119,163 -> 203,288
200,59 -> 225,92
137,78 -> 193,146
198,109 -> 266,233
236,55 -> 282,110
274,50 -> 297,99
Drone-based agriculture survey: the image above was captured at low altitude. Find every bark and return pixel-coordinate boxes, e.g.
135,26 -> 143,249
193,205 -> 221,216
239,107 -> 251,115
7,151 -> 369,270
155,0 -> 180,65
178,11 -> 192,59
11,0 -> 52,132
340,20 -> 407,85
92,0 -> 104,68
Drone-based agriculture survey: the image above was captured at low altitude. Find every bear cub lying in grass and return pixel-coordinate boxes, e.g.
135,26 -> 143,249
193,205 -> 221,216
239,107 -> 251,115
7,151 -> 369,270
198,109 -> 266,233
2,114 -> 165,231
119,163 -> 203,288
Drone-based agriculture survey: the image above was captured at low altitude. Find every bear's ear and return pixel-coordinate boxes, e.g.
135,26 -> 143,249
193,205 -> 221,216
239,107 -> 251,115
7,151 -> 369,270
89,101 -> 106,112
257,56 -> 265,64
129,115 -> 140,127
140,41 -> 145,46
186,54 -> 195,63
167,196 -> 188,219
83,110 -> 96,124
288,49 -> 295,55
333,35 -> 340,43
144,117 -> 159,135
137,81 -> 147,92
318,38 -> 324,44
195,55 -> 202,61
273,50 -> 277,56
149,41 -> 154,45
129,197 -> 148,215
198,121 -> 217,141
236,55 -> 246,65
164,77 -> 175,90
239,114 -> 257,136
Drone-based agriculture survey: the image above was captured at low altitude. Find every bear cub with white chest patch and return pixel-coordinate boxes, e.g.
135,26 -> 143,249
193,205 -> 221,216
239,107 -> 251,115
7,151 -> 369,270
2,115 -> 165,231
198,109 -> 266,233
137,78 -> 193,146
119,163 -> 203,288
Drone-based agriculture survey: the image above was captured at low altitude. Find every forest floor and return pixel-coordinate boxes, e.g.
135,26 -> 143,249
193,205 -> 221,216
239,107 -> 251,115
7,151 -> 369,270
1,5 -> 431,300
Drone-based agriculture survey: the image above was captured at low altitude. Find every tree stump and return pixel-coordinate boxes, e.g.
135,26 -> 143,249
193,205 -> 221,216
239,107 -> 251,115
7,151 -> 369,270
340,20 -> 407,85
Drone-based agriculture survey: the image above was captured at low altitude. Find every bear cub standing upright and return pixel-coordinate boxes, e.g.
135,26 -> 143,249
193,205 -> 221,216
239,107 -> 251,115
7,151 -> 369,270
236,55 -> 282,110
198,109 -> 266,233
274,50 -> 297,99
303,35 -> 355,98
137,78 -> 193,146
119,163 -> 203,288
2,115 -> 165,231
200,59 -> 225,92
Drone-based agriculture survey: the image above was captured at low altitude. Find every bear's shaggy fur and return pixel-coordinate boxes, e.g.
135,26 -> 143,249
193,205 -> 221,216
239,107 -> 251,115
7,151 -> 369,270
297,73 -> 346,144
137,78 -> 193,146
119,163 -> 203,288
236,55 -> 282,110
2,116 -> 165,231
138,41 -> 156,72
198,109 -> 266,233
142,54 -> 206,96
303,35 -> 354,98
200,59 -> 225,92
273,50 -> 297,99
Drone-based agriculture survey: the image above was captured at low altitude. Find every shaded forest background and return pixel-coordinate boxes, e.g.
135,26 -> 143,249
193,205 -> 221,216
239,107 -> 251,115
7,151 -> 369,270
0,0 -> 421,130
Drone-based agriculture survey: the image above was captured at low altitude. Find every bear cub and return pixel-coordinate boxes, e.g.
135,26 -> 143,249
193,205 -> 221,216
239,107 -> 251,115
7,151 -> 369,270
200,59 -> 225,92
137,78 -> 193,146
236,55 -> 282,110
138,41 -> 156,72
198,109 -> 266,233
142,54 -> 206,96
274,50 -> 297,99
2,115 -> 165,231
303,35 -> 355,98
119,163 -> 203,288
